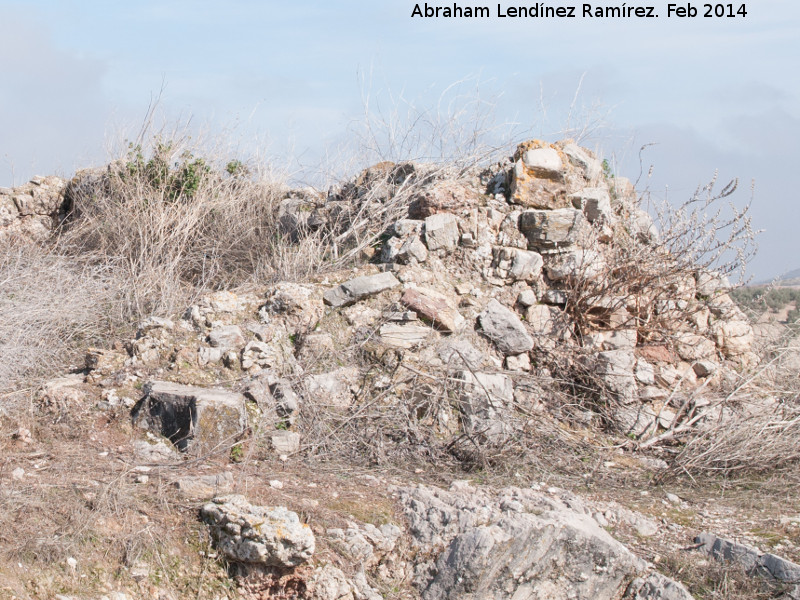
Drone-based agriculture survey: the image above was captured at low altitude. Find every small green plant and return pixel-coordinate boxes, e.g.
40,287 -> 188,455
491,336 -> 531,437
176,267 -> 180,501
225,159 -> 249,178
230,444 -> 244,463
601,158 -> 614,180
121,139 -> 211,202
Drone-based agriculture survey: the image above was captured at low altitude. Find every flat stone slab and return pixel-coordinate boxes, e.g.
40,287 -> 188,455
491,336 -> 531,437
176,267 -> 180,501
132,381 -> 247,453
378,323 -> 431,349
400,287 -> 463,333
174,472 -> 235,499
323,272 -> 401,308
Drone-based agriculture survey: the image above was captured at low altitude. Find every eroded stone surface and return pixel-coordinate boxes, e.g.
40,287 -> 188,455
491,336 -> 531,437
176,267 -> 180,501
201,495 -> 315,567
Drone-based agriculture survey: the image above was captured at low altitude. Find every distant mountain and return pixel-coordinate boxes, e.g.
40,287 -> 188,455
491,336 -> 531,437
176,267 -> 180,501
780,267 -> 800,281
757,267 -> 800,286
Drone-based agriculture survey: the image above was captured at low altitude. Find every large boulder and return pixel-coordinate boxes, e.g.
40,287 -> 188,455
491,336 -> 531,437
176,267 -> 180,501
424,212 -> 460,252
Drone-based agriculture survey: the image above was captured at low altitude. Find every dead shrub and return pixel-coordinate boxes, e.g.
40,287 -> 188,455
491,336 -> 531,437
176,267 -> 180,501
0,239 -> 120,398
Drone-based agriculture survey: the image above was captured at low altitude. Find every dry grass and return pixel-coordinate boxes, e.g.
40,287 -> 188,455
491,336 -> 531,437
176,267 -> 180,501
0,240 -> 121,398
666,326 -> 800,480
58,140 -> 313,318
660,549 -> 795,599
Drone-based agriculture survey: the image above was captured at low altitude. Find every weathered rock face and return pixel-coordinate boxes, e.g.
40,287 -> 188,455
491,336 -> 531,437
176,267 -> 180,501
264,283 -> 324,333
132,381 -> 248,452
409,181 -> 484,219
399,483 -> 692,600
518,208 -> 586,250
510,143 -> 568,209
478,299 -> 534,356
457,371 -> 515,441
0,175 -> 68,241
424,212 -> 460,252
201,495 -> 315,567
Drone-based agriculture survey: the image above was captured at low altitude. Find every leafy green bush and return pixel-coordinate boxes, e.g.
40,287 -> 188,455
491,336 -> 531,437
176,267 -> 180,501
122,139 -> 210,202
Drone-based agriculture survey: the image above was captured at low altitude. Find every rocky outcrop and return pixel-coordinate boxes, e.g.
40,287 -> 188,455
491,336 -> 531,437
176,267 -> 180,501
399,482 -> 693,600
0,175 -> 68,241
695,532 -> 800,592
201,495 -> 315,567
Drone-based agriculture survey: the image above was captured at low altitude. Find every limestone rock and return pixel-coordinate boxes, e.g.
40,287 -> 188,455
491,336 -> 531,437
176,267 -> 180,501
137,316 -> 175,335
437,338 -> 486,371
510,143 -> 569,209
508,249 -> 544,282
269,430 -> 301,454
382,234 -> 428,264
519,146 -> 563,178
711,319 -> 754,357
478,299 -> 534,355
674,332 -> 717,362
695,270 -> 730,297
201,495 -> 315,567
545,248 -> 605,282
458,371 -> 515,441
132,438 -> 178,463
399,483 -> 687,600
517,288 -> 537,307
625,573 -> 694,600
630,209 -> 658,244
424,212 -> 460,252
409,181 -> 483,219
323,272 -> 401,308
265,283 -> 324,331
203,290 -> 242,313
36,374 -> 86,410
241,340 -> 279,371
309,564 -> 357,600
296,332 -> 336,362
525,304 -> 572,349
208,325 -> 246,350
696,531 -> 800,588
563,143 -> 603,182
570,187 -> 613,223
518,208 -> 586,250
596,350 -> 638,404
306,367 -> 360,408
0,175 -> 68,241
132,381 -> 247,452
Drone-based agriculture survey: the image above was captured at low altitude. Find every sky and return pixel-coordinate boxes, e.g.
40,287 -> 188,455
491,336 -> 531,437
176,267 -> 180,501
1,0 -> 798,280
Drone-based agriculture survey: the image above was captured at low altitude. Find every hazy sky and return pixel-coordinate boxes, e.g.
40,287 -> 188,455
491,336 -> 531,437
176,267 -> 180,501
1,1 -> 798,279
